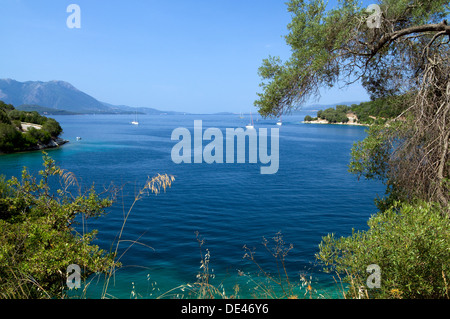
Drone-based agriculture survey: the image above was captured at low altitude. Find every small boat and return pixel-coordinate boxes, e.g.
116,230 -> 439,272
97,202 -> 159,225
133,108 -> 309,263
246,112 -> 255,129
76,137 -> 82,141
131,111 -> 139,125
276,116 -> 282,126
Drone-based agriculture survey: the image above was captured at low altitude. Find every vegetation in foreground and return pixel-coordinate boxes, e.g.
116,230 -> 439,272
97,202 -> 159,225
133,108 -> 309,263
1,0 -> 450,300
0,153 -> 177,299
0,154 -> 116,298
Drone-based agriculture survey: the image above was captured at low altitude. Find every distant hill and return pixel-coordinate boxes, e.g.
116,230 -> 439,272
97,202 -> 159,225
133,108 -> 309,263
100,101 -> 184,115
0,79 -> 111,114
16,104 -> 78,115
0,79 -> 177,115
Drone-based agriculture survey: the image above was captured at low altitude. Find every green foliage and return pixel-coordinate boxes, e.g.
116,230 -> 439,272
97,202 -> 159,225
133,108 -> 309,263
254,0 -> 366,116
0,110 -> 11,125
351,95 -> 410,124
0,154 -> 117,298
0,123 -> 24,153
0,100 -> 64,153
348,122 -> 412,210
305,95 -> 410,125
316,201 -> 450,299
254,0 -> 450,117
0,101 -> 14,113
26,127 -> 51,144
316,106 -> 350,123
255,0 -> 450,300
349,124 -> 392,181
42,118 -> 63,137
7,109 -> 47,125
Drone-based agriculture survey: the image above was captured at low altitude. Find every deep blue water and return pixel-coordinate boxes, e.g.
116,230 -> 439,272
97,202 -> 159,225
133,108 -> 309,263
0,113 -> 385,299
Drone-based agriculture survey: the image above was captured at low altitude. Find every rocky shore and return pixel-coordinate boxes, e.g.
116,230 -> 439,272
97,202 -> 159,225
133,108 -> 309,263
27,137 -> 69,151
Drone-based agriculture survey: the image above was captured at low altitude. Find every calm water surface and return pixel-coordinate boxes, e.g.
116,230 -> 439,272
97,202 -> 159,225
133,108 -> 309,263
0,112 -> 384,298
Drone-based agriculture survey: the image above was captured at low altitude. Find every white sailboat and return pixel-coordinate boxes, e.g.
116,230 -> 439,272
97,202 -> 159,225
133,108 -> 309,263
246,112 -> 255,129
131,111 -> 139,125
276,116 -> 282,126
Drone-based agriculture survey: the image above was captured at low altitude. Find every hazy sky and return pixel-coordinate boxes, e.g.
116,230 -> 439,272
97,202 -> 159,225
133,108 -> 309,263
1,0 -> 371,113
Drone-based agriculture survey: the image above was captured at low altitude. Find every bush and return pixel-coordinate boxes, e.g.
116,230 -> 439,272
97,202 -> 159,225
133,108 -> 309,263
0,123 -> 24,153
316,201 -> 450,299
0,110 -> 11,125
0,101 -> 14,113
0,101 -> 63,153
25,127 -> 51,144
42,118 -> 62,137
0,154 -> 117,298
316,107 -> 349,123
12,120 -> 22,130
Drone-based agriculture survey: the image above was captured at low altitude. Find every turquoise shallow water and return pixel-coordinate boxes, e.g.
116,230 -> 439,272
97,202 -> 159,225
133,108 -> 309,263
0,112 -> 384,298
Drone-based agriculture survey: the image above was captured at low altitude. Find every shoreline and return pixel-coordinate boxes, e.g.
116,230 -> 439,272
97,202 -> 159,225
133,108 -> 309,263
0,137 -> 69,155
303,120 -> 370,126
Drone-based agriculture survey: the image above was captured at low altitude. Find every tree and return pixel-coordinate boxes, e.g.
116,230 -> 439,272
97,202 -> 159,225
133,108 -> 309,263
0,101 -> 14,113
255,0 -> 450,210
0,110 -> 11,125
42,118 -> 63,137
0,123 -> 24,153
25,127 -> 51,144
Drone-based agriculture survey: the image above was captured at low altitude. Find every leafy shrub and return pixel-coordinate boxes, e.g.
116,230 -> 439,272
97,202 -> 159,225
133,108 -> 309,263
42,118 -> 62,137
0,110 -> 11,125
316,201 -> 450,299
0,154 -> 117,298
25,127 -> 51,144
0,123 -> 24,153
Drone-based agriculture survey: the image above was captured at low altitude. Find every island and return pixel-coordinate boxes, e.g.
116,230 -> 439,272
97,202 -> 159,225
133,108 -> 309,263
0,100 -> 68,154
303,95 -> 407,125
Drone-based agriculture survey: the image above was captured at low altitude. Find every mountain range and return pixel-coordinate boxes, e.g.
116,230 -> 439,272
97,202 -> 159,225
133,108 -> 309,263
0,78 -> 365,115
0,79 -> 179,115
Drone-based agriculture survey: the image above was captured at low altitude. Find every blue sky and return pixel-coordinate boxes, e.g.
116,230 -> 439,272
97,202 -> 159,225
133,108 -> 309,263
0,0 -> 370,113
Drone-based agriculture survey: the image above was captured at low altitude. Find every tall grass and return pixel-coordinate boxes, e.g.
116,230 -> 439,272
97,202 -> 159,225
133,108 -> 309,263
99,173 -> 175,299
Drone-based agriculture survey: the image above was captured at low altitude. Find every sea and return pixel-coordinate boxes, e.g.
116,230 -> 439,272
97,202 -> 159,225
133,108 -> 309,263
0,111 -> 385,299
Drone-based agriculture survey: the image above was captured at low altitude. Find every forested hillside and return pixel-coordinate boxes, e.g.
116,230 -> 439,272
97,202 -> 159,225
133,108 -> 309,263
304,95 -> 409,124
0,100 -> 64,153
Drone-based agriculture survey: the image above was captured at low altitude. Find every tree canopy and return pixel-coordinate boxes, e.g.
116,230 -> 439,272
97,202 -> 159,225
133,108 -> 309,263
256,0 -> 450,210
0,154 -> 117,298
0,101 -> 63,153
255,0 -> 450,116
